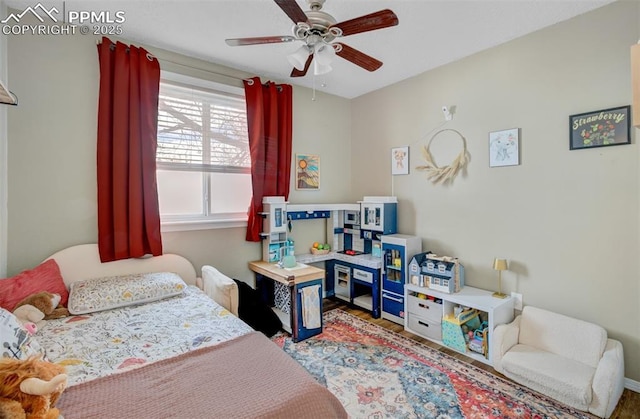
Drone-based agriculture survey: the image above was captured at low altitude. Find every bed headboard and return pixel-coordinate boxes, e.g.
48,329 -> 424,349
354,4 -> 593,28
45,244 -> 198,287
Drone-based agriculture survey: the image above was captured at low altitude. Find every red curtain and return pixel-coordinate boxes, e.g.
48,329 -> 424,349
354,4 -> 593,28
96,37 -> 163,262
244,77 -> 293,242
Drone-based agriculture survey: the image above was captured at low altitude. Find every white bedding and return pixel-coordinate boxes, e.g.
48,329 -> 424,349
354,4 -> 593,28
37,286 -> 252,386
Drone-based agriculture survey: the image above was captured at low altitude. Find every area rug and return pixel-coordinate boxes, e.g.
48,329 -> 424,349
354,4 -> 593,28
272,309 -> 594,419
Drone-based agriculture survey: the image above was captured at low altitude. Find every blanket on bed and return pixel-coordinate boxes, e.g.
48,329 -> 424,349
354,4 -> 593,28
57,331 -> 347,418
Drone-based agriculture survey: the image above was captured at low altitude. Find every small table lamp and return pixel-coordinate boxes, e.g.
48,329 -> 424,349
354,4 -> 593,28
492,258 -> 508,299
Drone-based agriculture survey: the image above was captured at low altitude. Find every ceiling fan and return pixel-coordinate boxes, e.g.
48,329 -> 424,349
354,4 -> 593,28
225,0 -> 399,77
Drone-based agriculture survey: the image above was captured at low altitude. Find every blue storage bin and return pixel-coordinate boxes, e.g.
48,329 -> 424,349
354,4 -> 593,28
381,292 -> 404,319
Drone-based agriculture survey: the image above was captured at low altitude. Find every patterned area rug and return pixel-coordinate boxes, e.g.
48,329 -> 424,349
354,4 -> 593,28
272,309 -> 594,419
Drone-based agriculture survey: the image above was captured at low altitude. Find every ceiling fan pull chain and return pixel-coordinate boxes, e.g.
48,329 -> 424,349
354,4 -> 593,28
312,75 -> 317,101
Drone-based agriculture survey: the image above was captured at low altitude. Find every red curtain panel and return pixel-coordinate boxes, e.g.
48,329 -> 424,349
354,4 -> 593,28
244,77 -> 293,242
96,37 -> 163,262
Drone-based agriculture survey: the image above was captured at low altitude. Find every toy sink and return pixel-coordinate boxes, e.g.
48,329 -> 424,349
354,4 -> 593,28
283,263 -> 309,271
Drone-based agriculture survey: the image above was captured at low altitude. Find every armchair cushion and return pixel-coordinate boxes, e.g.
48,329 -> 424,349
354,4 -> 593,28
519,306 -> 607,368
502,343 -> 594,410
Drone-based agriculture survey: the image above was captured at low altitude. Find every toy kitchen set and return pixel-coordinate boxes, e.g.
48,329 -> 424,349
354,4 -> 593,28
260,196 -> 422,323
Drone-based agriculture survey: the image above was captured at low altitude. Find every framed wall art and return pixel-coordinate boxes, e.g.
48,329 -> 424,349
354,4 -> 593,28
569,105 -> 630,150
489,128 -> 519,167
295,154 -> 320,190
391,146 -> 409,175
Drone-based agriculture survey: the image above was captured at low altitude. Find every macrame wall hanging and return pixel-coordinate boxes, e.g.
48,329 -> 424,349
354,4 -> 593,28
416,129 -> 470,185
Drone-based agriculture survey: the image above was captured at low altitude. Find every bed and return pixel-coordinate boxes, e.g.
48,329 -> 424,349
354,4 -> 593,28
27,244 -> 347,418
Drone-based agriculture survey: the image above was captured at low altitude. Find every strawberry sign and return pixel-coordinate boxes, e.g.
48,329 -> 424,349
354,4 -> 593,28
570,105 -> 631,150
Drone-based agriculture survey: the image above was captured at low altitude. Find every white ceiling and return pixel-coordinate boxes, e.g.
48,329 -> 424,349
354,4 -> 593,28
5,0 -> 616,98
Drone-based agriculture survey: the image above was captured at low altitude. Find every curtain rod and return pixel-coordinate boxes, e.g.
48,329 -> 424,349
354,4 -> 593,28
97,38 -> 155,62
95,39 -> 261,86
156,58 -> 285,88
157,57 -> 255,85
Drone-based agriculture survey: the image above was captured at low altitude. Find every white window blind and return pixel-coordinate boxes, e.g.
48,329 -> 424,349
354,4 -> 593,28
156,77 -> 252,230
157,81 -> 250,170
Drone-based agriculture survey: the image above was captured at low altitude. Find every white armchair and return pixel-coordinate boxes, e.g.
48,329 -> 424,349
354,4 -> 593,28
200,265 -> 239,317
492,306 -> 624,418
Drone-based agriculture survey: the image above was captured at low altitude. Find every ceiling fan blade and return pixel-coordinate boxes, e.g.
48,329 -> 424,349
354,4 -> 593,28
335,43 -> 383,72
274,0 -> 308,24
331,9 -> 398,37
225,36 -> 296,46
290,55 -> 313,77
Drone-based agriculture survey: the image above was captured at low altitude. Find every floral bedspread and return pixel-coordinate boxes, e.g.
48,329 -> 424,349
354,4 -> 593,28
36,286 -> 253,386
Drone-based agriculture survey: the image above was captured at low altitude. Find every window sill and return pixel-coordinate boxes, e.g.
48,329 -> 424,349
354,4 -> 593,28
161,218 -> 247,232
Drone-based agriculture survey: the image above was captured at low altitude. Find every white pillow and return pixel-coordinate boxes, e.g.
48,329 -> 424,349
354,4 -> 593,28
0,308 -> 45,360
68,272 -> 186,315
201,265 -> 238,316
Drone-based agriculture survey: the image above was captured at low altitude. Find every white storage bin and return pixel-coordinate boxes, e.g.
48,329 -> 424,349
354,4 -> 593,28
407,315 -> 442,341
407,295 -> 442,323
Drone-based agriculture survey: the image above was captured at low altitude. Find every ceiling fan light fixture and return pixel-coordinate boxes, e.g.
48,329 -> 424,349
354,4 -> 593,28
313,60 -> 332,76
314,42 -> 336,66
287,45 -> 311,70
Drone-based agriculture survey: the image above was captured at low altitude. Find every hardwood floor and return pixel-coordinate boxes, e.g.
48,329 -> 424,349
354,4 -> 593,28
323,299 -> 640,419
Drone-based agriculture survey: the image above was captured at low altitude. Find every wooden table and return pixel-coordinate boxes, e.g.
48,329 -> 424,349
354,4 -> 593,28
248,261 -> 325,342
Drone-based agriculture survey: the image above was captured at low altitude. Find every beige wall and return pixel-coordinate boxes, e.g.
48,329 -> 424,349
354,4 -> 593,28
6,25 -> 351,284
352,1 -> 640,381
7,29 -> 100,269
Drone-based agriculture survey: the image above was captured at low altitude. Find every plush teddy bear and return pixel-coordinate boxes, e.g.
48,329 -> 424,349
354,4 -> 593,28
14,292 -> 70,325
13,304 -> 47,329
0,357 -> 67,419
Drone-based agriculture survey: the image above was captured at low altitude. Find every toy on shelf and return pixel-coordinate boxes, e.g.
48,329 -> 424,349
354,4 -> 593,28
310,242 -> 331,255
442,309 -> 481,354
417,254 -> 465,293
468,321 -> 489,357
468,329 -> 486,355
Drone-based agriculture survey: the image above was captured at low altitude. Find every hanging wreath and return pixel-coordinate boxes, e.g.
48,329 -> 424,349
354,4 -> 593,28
416,129 -> 470,185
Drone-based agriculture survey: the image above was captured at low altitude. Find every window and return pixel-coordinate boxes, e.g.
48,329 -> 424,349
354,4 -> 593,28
156,74 -> 251,230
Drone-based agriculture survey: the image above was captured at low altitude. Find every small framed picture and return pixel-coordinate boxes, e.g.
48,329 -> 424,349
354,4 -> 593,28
391,146 -> 409,175
569,105 -> 631,150
295,154 -> 320,190
489,128 -> 519,167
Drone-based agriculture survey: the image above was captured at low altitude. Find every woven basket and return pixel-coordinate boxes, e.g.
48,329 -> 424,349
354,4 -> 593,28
310,248 -> 330,255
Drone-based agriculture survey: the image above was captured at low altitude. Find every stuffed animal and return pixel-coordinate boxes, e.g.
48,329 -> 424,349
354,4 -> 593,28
13,304 -> 47,329
14,292 -> 70,324
22,320 -> 38,336
0,398 -> 26,419
0,357 -> 67,419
